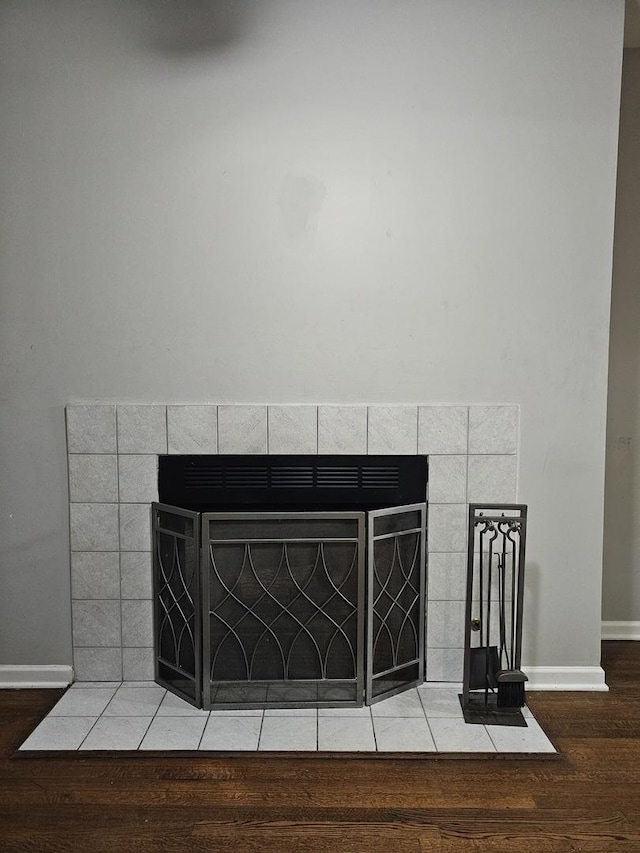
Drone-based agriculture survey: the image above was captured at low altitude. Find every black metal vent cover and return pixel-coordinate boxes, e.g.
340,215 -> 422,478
158,455 -> 428,512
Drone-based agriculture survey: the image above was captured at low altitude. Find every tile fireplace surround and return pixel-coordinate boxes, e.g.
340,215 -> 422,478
66,404 -> 519,684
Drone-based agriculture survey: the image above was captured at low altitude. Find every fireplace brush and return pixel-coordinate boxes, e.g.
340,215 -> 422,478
461,504 -> 528,724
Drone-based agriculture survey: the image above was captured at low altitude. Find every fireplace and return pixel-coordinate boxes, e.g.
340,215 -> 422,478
153,455 -> 427,709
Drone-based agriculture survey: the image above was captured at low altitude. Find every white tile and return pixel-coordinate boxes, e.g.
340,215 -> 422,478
486,717 -> 556,753
428,504 -> 467,552
20,716 -> 98,751
417,687 -> 464,718
67,405 -> 116,454
122,648 -> 155,681
121,600 -> 153,647
119,503 -> 151,551
117,405 -> 167,454
468,406 -> 518,455
72,601 -> 121,647
68,455 -> 118,502
103,686 -> 166,716
318,716 -> 376,751
426,647 -> 464,683
118,455 -> 158,503
80,716 -> 152,750
73,648 -> 122,681
140,716 -> 207,750
259,716 -> 317,751
157,692 -> 210,716
49,687 -> 117,717
428,455 -> 467,503
427,600 -> 466,649
70,503 -> 119,551
370,689 -> 425,718
268,405 -> 317,454
120,552 -> 153,599
218,405 -> 267,454
467,455 -> 517,503
372,717 -> 436,752
367,406 -> 418,454
318,406 -> 368,454
71,552 -> 120,600
71,681 -> 122,689
428,552 -> 467,601
168,406 -> 218,454
120,681 -> 157,688
429,717 -> 496,752
209,708 -> 264,716
318,706 -> 372,717
418,406 -> 468,455
199,716 -> 262,750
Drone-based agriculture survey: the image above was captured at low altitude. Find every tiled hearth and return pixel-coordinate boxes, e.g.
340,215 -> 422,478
20,681 -> 555,754
66,403 -> 519,684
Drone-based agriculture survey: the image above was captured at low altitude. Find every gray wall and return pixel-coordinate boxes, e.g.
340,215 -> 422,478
603,49 -> 640,623
0,0 -> 623,669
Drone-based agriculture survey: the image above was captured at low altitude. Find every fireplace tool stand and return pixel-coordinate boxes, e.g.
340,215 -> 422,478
461,504 -> 528,726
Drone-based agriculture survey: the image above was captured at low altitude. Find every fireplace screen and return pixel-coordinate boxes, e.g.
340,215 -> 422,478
153,503 -> 426,709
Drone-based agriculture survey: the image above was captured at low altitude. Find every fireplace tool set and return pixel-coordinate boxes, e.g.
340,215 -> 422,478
461,504 -> 528,726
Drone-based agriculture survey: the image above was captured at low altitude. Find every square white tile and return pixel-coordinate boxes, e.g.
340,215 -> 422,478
120,552 -> 153,599
117,405 -> 167,454
103,686 -> 166,716
367,406 -> 418,455
418,687 -> 464,718
268,406 -> 318,454
418,406 -> 468,455
317,716 -> 376,751
427,455 -> 467,503
49,687 -> 117,717
259,716 -> 317,751
370,689 -> 425,718
372,717 -> 436,752
318,406 -> 367,454
73,647 -> 123,681
427,600 -> 466,649
218,406 -> 267,454
168,406 -> 218,454
427,552 -> 467,601
468,406 -> 518,455
122,648 -> 155,681
66,405 -> 116,454
68,455 -> 118,502
121,600 -> 153,647
118,455 -> 158,503
264,708 -> 317,716
428,504 -> 467,552
72,601 -> 121,648
20,716 -> 98,751
70,503 -> 119,552
467,455 -> 517,503
80,716 -> 152,750
71,552 -> 120,600
140,716 -> 207,750
426,647 -> 464,683
429,717 -> 496,752
318,706 -> 372,717
199,716 -> 262,750
485,717 -> 556,753
119,503 -> 151,551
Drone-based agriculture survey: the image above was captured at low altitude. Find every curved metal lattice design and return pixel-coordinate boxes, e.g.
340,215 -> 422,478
367,505 -> 426,703
209,540 -> 359,682
153,507 -> 201,702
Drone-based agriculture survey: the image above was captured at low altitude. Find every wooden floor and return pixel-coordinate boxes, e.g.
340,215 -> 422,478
1,642 -> 639,852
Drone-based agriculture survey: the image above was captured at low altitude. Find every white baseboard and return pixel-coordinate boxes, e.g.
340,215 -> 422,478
0,665 -> 73,689
523,665 -> 608,691
601,621 -> 640,641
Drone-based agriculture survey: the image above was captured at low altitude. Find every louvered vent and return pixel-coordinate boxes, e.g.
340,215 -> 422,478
362,467 -> 400,489
271,467 -> 314,488
316,467 -> 359,489
225,467 -> 269,488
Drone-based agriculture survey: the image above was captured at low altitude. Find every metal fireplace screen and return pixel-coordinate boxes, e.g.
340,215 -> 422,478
153,503 -> 426,709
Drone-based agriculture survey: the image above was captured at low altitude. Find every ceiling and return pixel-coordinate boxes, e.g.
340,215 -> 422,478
626,0 -> 640,47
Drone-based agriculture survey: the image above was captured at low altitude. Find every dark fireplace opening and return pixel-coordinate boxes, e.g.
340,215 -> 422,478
153,454 -> 428,711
